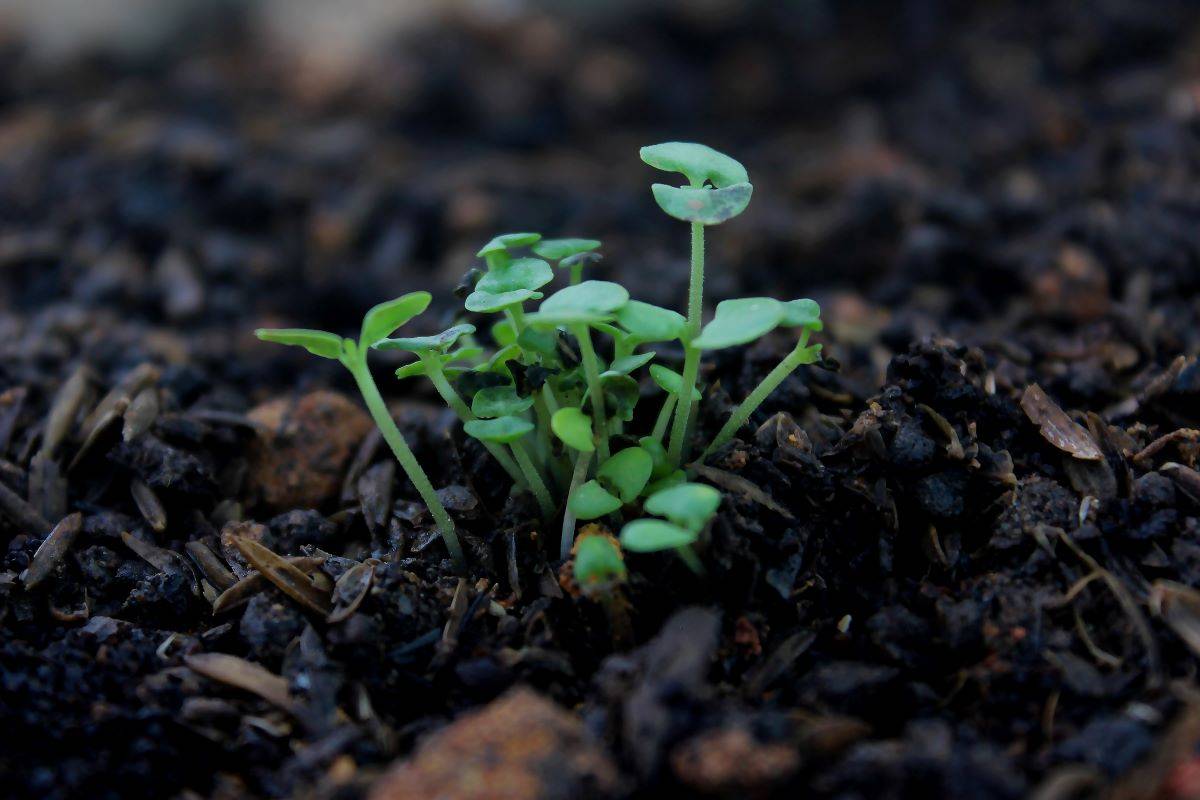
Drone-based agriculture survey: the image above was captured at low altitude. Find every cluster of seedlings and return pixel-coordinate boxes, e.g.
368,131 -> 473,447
257,143 -> 823,583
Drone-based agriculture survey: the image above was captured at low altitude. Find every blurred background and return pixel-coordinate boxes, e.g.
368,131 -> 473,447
0,0 -> 1198,399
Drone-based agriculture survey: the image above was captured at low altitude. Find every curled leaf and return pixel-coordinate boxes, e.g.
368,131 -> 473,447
361,292 -> 431,347
476,257 -> 554,294
478,232 -> 541,259
375,323 -> 475,354
533,238 -> 600,261
463,416 -> 534,444
465,288 -> 543,313
255,328 -> 344,359
529,280 -> 629,326
640,142 -> 748,187
651,182 -> 753,226
615,300 -> 686,342
598,447 -> 653,503
693,297 -> 784,349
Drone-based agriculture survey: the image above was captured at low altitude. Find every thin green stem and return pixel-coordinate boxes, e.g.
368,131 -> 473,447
511,439 -> 555,519
346,352 -> 463,567
701,330 -> 815,461
569,263 -> 583,285
560,449 -> 592,560
652,394 -> 677,442
675,545 -> 705,576
668,221 -> 706,467
419,354 -> 527,489
507,304 -> 528,335
572,323 -> 610,462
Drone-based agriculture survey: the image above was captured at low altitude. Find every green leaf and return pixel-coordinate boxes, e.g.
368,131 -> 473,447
465,288 -> 542,313
606,351 -> 655,376
619,519 -> 697,552
651,183 -> 753,225
471,385 -> 534,418
477,343 -> 522,375
530,280 -> 629,326
476,257 -> 554,294
552,407 -> 594,452
569,480 -> 622,520
615,301 -> 686,342
560,252 -> 602,273
517,326 -> 559,360
649,365 -> 701,402
463,416 -> 533,444
640,142 -> 748,188
597,447 -> 653,503
781,298 -> 823,330
395,360 -> 428,380
360,292 -> 431,347
637,436 -> 673,482
532,238 -> 600,261
645,482 -> 721,531
477,232 -> 541,258
645,469 -> 686,496
692,297 -> 783,350
256,328 -> 344,360
573,535 -> 626,588
374,323 -> 475,354
491,318 -> 517,347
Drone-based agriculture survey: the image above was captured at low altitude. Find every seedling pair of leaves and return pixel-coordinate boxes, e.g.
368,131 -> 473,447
619,482 -> 721,574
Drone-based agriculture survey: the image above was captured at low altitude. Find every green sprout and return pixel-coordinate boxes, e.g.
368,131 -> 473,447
641,142 -> 752,468
572,530 -> 627,591
619,482 -> 720,574
256,292 -> 464,568
253,143 -> 821,573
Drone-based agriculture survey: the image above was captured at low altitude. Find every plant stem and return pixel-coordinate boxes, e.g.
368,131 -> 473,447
668,221 -> 705,467
652,394 -> 676,442
507,304 -> 528,336
419,354 -> 527,489
510,439 -> 556,519
346,354 -> 463,568
570,263 -> 583,285
675,545 -> 705,575
701,330 -> 815,461
572,323 -> 610,462
560,449 -> 592,560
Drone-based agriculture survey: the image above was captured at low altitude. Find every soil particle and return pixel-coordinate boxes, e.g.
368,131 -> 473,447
246,391 -> 372,511
671,725 -> 799,796
368,687 -> 620,800
240,592 -> 307,664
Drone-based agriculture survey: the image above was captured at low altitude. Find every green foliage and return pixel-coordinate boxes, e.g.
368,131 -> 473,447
252,142 -> 824,574
573,533 -> 626,589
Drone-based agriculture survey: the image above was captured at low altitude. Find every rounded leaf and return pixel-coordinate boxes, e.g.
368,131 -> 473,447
645,469 -> 686,496
597,447 -> 653,503
465,288 -> 542,313
478,232 -> 541,258
533,280 -> 629,326
651,183 -> 753,226
552,407 -> 594,452
573,534 -> 626,588
569,480 -> 622,520
463,416 -> 533,444
476,257 -> 554,294
637,436 -> 673,482
781,298 -> 823,330
645,482 -> 721,531
649,365 -> 701,402
640,142 -> 748,188
532,238 -> 600,261
471,385 -> 534,418
692,297 -> 783,350
620,519 -> 697,552
256,328 -> 344,360
360,292 -> 431,346
606,351 -> 655,376
615,301 -> 686,342
374,323 -> 475,354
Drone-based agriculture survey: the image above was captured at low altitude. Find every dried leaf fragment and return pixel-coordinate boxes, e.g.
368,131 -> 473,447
233,536 -> 331,615
1021,384 -> 1102,460
22,512 -> 82,589
184,652 -> 296,714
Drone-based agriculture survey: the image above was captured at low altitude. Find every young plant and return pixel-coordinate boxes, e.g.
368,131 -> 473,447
619,482 -> 721,574
640,142 -> 752,467
256,293 -> 464,568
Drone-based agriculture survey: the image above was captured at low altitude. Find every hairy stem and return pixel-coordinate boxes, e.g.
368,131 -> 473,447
420,354 -> 527,489
701,330 -> 815,460
346,352 -> 463,568
652,394 -> 677,442
572,323 -> 610,462
569,262 -> 583,285
560,449 -> 592,560
511,439 -> 556,519
668,221 -> 705,466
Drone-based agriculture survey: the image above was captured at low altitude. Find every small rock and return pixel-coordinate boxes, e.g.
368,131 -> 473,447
671,726 -> 799,795
246,391 -> 371,511
240,592 -> 306,664
369,687 -> 620,800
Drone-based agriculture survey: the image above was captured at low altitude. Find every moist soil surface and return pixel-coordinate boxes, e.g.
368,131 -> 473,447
5,2 -> 1200,798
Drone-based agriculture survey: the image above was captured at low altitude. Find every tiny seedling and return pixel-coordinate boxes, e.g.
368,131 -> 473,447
254,143 -> 822,574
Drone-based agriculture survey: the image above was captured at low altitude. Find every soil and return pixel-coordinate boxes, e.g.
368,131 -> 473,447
5,2 -> 1200,798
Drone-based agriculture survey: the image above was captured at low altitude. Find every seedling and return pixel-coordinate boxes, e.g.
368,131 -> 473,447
256,292 -> 464,568
619,482 -> 720,574
254,142 -> 822,573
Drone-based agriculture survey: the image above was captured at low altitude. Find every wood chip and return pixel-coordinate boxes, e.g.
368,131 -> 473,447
121,531 -> 183,573
21,512 -> 82,589
327,562 -> 374,624
1133,428 -> 1200,465
691,464 -> 794,519
233,536 -> 331,615
185,541 -> 237,592
211,556 -> 326,614
184,652 -> 296,714
1020,384 -> 1103,460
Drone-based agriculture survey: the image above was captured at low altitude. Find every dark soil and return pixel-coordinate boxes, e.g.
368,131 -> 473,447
5,2 -> 1200,798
